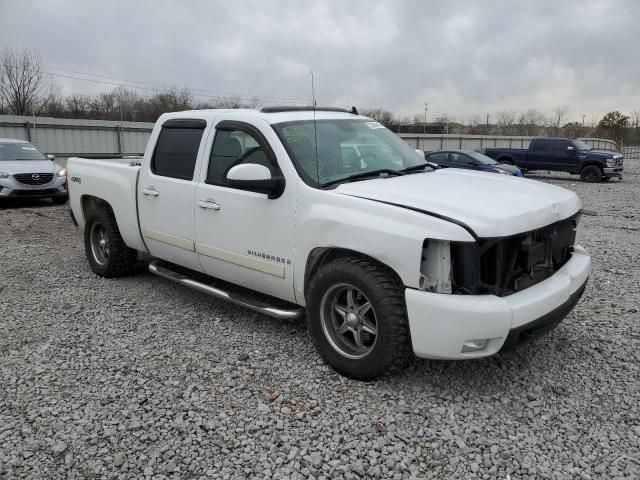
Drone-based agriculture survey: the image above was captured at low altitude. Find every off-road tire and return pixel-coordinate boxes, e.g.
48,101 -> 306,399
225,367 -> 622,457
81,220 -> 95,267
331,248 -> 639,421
305,256 -> 412,380
84,206 -> 137,278
580,165 -> 603,183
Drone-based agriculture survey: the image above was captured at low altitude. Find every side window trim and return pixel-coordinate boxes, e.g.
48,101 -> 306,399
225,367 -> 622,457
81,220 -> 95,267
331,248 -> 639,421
205,120 -> 280,188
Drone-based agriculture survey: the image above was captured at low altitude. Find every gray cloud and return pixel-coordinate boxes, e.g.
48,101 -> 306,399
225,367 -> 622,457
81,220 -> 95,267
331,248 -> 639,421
1,0 -> 639,121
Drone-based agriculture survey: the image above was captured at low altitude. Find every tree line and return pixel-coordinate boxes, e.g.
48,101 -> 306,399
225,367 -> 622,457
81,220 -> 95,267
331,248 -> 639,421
1,47 -> 639,145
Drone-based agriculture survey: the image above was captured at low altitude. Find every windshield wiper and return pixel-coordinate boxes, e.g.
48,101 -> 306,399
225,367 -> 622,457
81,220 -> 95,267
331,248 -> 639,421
321,169 -> 404,188
399,162 -> 434,173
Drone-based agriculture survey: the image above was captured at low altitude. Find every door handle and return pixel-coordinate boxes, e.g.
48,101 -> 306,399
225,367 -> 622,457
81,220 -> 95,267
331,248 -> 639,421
198,199 -> 220,210
142,187 -> 159,197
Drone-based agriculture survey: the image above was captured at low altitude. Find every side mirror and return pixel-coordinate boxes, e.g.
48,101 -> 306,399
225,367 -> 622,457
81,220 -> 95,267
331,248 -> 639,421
226,163 -> 285,199
415,148 -> 425,158
47,154 -> 56,161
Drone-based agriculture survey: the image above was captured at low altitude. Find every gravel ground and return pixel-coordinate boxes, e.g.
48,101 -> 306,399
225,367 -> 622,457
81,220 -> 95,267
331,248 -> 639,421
1,163 -> 639,480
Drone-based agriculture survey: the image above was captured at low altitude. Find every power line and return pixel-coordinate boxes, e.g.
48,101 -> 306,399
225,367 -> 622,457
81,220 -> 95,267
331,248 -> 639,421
41,64 -> 424,117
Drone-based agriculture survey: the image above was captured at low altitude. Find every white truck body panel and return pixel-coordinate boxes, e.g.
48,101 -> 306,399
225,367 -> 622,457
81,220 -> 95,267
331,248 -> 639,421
67,157 -> 147,252
336,168 -> 581,238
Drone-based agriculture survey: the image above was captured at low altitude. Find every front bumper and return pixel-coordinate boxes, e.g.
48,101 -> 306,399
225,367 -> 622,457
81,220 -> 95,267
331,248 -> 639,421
0,176 -> 67,198
603,167 -> 623,178
405,245 -> 591,359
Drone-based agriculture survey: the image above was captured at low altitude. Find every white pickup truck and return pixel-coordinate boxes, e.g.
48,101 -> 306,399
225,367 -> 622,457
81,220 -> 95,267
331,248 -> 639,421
67,106 -> 591,379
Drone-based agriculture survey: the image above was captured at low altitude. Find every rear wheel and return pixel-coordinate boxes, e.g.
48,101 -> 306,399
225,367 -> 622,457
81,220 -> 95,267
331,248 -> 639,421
84,206 -> 137,278
306,256 -> 412,380
580,165 -> 603,183
499,158 -> 514,165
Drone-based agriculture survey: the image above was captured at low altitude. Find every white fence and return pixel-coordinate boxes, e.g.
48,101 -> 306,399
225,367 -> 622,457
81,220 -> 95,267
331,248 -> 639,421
0,115 -> 154,164
2,115 -> 635,164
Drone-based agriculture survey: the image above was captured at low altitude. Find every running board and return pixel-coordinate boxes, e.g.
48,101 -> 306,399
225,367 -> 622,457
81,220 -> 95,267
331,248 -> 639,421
148,260 -> 305,320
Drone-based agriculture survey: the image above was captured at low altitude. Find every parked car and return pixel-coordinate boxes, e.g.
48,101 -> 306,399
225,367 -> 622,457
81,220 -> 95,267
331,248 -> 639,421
424,150 -> 522,176
0,138 -> 68,203
67,107 -> 590,380
484,137 -> 623,182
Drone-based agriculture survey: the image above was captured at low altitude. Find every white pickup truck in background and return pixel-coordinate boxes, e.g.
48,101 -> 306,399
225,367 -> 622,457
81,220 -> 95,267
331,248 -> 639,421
67,106 -> 591,379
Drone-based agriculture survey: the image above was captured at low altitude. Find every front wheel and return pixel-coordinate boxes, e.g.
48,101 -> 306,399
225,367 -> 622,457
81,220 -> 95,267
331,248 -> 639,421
306,256 -> 412,380
580,165 -> 603,183
84,207 -> 137,278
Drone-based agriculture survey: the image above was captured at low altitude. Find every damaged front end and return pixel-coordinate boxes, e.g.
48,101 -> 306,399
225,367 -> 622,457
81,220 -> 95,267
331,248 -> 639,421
421,212 -> 580,297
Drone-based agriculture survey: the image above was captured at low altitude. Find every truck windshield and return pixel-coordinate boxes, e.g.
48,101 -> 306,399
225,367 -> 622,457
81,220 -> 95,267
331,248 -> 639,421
272,119 -> 427,187
572,140 -> 592,151
0,142 -> 47,161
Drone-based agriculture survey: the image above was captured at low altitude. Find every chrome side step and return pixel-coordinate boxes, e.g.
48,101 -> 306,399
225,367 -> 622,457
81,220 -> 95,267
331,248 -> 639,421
148,260 -> 305,320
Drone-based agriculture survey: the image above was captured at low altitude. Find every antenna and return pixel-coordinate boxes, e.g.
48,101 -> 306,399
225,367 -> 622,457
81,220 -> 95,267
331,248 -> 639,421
311,70 -> 320,188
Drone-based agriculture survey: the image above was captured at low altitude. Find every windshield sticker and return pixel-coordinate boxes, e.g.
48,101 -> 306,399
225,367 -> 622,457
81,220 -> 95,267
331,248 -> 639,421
365,121 -> 384,129
21,146 -> 37,150
282,126 -> 306,144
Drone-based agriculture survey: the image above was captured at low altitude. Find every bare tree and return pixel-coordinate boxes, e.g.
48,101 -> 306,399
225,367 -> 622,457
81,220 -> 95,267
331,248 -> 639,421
545,106 -> 569,135
496,110 -> 517,135
65,94 -> 92,117
0,47 -> 47,115
360,108 -> 396,128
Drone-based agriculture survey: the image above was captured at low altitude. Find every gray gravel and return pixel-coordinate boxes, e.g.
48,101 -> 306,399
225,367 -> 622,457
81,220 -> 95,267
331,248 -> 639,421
1,163 -> 639,479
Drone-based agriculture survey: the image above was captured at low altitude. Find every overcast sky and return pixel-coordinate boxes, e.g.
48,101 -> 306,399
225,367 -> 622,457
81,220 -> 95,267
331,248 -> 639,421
1,0 -> 639,122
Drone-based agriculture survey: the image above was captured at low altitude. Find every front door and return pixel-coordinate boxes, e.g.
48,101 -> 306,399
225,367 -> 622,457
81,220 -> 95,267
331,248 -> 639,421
138,118 -> 209,272
551,139 -> 579,173
194,119 -> 297,302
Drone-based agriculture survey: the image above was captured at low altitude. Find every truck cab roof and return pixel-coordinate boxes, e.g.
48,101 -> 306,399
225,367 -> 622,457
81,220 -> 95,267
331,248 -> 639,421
157,106 -> 365,125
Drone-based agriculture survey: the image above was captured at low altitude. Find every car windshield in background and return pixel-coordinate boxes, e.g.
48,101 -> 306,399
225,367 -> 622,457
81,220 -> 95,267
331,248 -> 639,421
468,151 -> 498,165
272,119 -> 427,187
573,140 -> 592,151
0,142 -> 47,161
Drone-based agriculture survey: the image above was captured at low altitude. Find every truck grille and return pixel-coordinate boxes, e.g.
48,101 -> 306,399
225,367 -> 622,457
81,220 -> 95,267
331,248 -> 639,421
13,173 -> 54,186
450,213 -> 579,297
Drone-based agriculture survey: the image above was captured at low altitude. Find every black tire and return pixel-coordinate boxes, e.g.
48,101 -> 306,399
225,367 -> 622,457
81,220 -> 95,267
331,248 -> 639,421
499,158 -> 514,165
305,256 -> 412,380
51,196 -> 68,205
84,206 -> 137,278
580,165 -> 603,183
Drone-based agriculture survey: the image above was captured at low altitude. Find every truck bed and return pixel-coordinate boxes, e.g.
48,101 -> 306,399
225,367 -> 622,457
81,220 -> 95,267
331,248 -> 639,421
67,156 -> 147,252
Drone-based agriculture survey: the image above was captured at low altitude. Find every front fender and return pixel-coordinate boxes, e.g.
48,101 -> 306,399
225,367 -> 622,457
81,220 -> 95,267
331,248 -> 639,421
293,187 -> 475,305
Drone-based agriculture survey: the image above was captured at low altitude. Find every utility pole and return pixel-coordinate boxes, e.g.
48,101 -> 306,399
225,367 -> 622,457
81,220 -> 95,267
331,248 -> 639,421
582,114 -> 586,126
424,102 -> 428,135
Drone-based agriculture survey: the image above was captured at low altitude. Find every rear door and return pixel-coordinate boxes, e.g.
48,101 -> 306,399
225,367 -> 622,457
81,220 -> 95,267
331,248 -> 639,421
193,118 -> 297,302
137,118 -> 209,272
551,139 -> 579,172
526,139 -> 553,171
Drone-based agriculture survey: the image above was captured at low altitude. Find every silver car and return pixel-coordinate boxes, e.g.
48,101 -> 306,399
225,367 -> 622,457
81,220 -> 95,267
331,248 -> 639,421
0,138 -> 68,204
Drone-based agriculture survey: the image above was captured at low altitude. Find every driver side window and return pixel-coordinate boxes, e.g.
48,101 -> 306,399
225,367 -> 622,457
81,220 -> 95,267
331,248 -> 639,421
206,128 -> 273,186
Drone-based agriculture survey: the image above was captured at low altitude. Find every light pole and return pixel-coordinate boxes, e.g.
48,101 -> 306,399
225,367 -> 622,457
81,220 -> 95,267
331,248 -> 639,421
424,102 -> 429,134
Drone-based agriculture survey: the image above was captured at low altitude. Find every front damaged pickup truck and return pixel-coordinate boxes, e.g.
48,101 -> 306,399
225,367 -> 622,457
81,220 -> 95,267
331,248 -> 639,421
67,106 -> 590,380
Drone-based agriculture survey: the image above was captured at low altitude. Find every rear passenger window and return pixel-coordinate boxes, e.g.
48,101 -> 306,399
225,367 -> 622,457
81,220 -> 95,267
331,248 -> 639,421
531,140 -> 552,153
151,121 -> 206,180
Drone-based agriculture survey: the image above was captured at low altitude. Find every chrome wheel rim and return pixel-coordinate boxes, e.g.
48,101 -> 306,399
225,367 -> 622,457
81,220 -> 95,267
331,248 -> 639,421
320,283 -> 378,359
90,222 -> 110,266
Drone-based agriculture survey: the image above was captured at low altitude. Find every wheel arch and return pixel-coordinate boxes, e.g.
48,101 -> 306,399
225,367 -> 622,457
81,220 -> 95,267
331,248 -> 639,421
304,247 -> 404,300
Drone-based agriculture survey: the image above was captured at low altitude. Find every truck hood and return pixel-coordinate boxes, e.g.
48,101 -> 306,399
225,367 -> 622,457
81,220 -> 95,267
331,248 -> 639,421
0,160 -> 56,175
335,169 -> 581,238
585,150 -> 623,159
